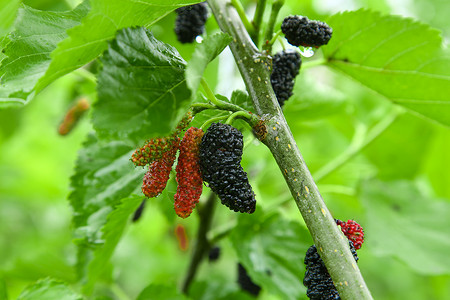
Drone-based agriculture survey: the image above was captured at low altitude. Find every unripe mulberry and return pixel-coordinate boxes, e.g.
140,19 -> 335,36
58,98 -> 90,136
175,3 -> 208,43
174,127 -> 204,218
336,219 -> 365,250
237,263 -> 261,296
141,137 -> 180,198
270,50 -> 302,106
175,110 -> 194,136
131,136 -> 178,167
281,15 -> 332,48
199,123 -> 256,213
303,241 -> 358,300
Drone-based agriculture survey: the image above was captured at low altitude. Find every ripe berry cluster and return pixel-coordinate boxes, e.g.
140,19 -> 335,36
270,50 -> 302,106
304,241 -> 358,300
303,220 -> 365,299
174,3 -> 208,43
237,263 -> 261,296
281,15 -> 332,48
199,122 -> 256,213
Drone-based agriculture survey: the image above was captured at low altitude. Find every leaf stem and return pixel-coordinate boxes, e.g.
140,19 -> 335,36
313,109 -> 400,182
262,0 -> 284,53
200,78 -> 221,106
230,0 -> 255,37
181,193 -> 217,294
207,0 -> 373,299
251,0 -> 267,45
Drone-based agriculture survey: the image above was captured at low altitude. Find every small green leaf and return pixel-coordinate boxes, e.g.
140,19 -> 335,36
69,133 -> 145,278
93,27 -> 191,143
84,195 -> 145,293
137,284 -> 191,300
230,211 -> 312,299
360,180 -> 450,275
0,2 -> 89,107
323,10 -> 450,126
230,90 -> 255,113
17,278 -> 82,300
35,0 -> 203,94
186,33 -> 233,94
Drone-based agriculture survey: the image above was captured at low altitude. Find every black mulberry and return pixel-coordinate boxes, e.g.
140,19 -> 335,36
281,15 -> 332,48
174,3 -> 208,43
237,263 -> 261,296
208,246 -> 221,262
270,50 -> 302,106
199,123 -> 256,213
303,241 -> 358,300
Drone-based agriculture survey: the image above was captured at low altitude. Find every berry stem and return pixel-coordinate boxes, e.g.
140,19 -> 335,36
262,0 -> 284,53
207,0 -> 373,299
200,116 -> 230,130
225,110 -> 253,125
200,78 -> 222,107
268,29 -> 282,47
313,108 -> 400,182
251,0 -> 267,45
230,0 -> 255,37
181,192 -> 217,294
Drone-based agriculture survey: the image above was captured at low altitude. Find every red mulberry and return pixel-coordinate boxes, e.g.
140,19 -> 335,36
336,219 -> 365,250
270,50 -> 302,106
58,98 -> 90,136
281,15 -> 332,48
199,123 -> 256,213
175,3 -> 208,43
131,136 -> 178,167
141,137 -> 180,198
174,127 -> 204,218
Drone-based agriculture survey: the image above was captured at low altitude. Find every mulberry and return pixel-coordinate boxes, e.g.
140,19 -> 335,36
199,123 -> 256,213
174,127 -> 204,218
336,219 -> 365,250
58,98 -> 90,136
175,3 -> 208,43
141,137 -> 180,198
132,199 -> 146,222
303,241 -> 358,300
270,50 -> 302,106
131,136 -> 178,167
281,15 -> 332,48
175,110 -> 194,136
237,263 -> 261,296
208,246 -> 221,262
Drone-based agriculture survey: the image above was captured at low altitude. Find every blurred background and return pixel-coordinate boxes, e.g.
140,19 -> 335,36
0,0 -> 449,299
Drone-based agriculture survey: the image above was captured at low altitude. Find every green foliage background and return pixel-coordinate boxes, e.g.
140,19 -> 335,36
0,0 -> 449,299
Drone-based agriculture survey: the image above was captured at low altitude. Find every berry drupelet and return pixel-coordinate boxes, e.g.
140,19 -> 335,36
281,15 -> 332,48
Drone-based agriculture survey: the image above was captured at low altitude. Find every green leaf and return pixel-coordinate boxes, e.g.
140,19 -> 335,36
189,281 -> 254,300
230,211 -> 312,299
230,90 -> 255,113
323,10 -> 450,126
0,2 -> 89,108
360,180 -> 450,275
93,27 -> 191,143
35,0 -> 203,94
84,195 -> 144,293
17,278 -> 82,300
186,33 -> 233,94
69,133 -> 145,256
137,284 -> 190,300
0,0 -> 20,35
0,277 -> 7,300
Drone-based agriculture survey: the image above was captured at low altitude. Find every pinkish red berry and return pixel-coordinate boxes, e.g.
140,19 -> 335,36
174,127 -> 204,218
336,219 -> 365,250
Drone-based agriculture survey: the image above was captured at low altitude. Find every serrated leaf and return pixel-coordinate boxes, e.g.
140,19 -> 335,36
69,133 -> 145,259
323,10 -> 450,126
137,284 -> 191,300
84,195 -> 144,293
35,0 -> 203,95
360,180 -> 450,275
93,27 -> 191,143
230,211 -> 312,299
186,33 -> 233,94
17,278 -> 82,300
0,0 -> 20,35
0,2 -> 89,107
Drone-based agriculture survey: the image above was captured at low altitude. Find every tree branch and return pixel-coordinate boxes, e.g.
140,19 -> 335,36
181,192 -> 217,294
206,0 -> 373,299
